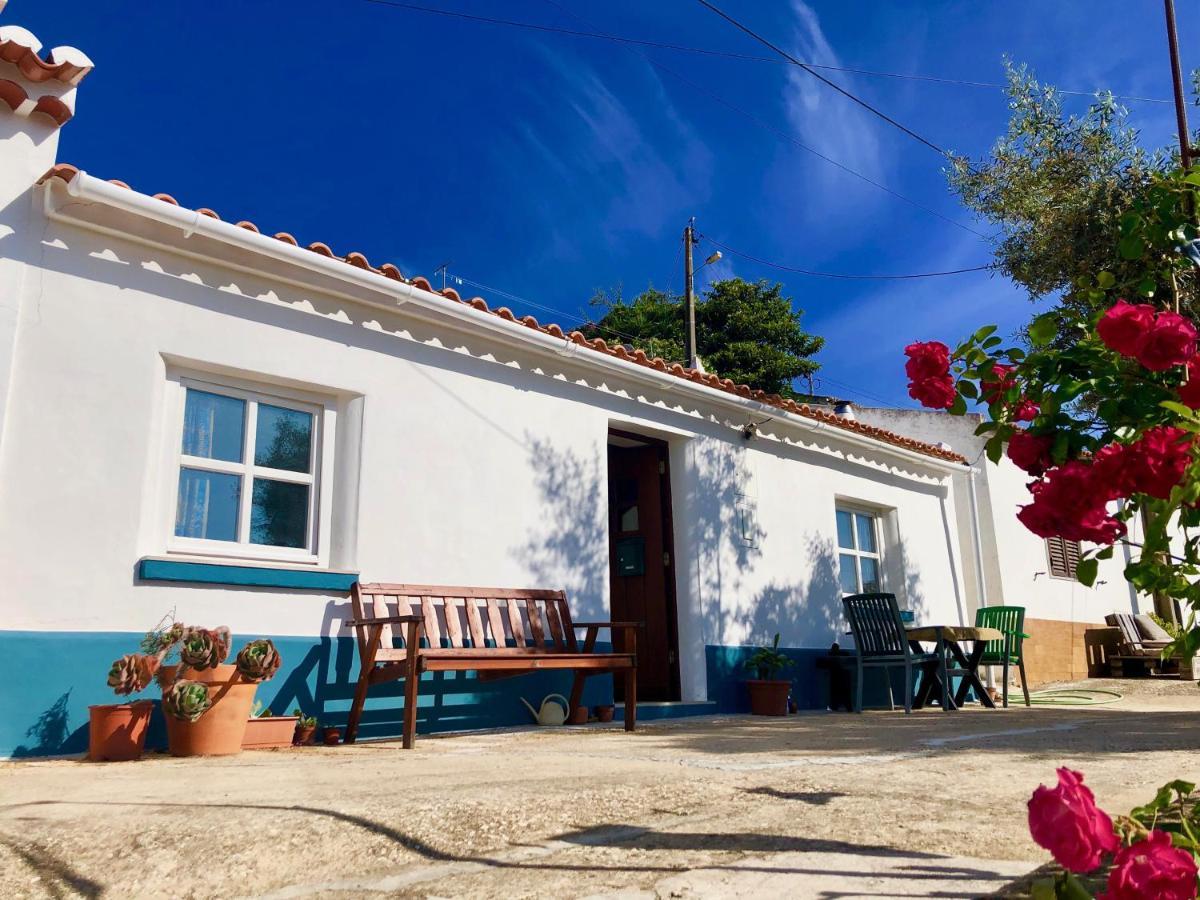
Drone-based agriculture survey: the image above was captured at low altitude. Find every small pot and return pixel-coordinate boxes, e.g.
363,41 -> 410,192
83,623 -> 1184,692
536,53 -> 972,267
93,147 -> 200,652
294,724 -> 316,746
88,701 -> 154,762
322,726 -> 341,746
161,664 -> 258,757
242,715 -> 300,750
746,679 -> 791,716
569,706 -> 589,725
595,704 -> 615,723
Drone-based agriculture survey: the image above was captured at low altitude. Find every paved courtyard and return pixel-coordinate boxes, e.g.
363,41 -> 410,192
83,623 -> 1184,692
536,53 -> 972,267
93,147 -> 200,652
2,679 -> 1198,899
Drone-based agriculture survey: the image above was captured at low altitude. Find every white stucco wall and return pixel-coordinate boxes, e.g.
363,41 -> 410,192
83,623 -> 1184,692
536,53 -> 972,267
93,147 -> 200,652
854,407 -> 1142,625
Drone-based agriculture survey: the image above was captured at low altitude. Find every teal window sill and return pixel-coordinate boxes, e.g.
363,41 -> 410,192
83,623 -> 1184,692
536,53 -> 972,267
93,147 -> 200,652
137,558 -> 358,591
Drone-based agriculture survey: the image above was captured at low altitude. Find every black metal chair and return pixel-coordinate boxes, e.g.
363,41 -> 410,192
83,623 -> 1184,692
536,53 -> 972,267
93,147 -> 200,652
842,592 -> 946,713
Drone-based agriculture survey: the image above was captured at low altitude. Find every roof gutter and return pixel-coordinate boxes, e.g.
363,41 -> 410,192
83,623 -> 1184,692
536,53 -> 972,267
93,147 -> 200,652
47,172 -> 969,476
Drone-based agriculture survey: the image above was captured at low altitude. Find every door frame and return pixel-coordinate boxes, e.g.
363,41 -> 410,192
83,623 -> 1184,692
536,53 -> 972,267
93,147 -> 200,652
607,426 -> 682,701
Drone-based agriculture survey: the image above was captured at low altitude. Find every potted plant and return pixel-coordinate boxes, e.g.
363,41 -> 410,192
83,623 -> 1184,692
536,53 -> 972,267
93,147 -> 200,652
90,615 -> 179,761
293,709 -> 317,745
744,633 -> 792,716
105,617 -> 282,757
242,702 -> 300,751
321,724 -> 341,746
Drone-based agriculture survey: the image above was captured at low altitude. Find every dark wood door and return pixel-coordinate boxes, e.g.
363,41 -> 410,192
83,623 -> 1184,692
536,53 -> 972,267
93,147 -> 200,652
607,439 -> 679,702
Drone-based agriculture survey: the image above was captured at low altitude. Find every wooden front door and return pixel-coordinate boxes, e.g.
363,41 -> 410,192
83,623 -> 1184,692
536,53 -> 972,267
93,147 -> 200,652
607,434 -> 679,702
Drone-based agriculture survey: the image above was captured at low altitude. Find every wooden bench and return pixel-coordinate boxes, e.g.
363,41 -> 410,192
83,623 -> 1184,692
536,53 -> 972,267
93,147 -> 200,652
345,583 -> 640,748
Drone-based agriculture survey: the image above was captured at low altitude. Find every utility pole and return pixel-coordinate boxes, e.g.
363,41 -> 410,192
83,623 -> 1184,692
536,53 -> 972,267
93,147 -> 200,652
683,218 -> 699,370
1164,0 -> 1192,169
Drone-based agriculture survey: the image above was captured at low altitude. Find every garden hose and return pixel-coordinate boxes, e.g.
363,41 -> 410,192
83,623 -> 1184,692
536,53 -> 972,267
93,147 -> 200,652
1026,688 -> 1124,706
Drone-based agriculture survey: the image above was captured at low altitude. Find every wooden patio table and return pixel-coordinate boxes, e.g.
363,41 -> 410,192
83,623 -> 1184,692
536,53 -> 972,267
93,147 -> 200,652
906,625 -> 1005,711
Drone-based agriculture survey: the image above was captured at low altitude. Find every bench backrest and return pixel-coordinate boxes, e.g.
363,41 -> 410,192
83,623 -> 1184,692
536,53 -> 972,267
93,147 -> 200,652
1105,613 -> 1144,652
351,583 -> 579,659
842,592 -> 908,658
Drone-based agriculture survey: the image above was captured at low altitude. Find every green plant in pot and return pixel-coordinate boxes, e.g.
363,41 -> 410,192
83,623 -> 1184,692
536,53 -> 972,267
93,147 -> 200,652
101,616 -> 282,758
293,709 -> 318,746
744,633 -> 792,716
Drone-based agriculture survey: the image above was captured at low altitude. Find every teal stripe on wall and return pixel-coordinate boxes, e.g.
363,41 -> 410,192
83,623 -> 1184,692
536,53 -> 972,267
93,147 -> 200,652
136,558 -> 358,590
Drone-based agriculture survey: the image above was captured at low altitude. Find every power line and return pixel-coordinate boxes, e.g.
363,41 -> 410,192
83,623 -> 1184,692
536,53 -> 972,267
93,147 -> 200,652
356,0 -> 1169,104
699,233 -> 994,279
693,0 -> 951,158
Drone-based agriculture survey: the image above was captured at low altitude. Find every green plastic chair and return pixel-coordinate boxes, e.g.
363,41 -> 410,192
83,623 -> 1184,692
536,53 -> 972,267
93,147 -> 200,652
975,605 -> 1031,707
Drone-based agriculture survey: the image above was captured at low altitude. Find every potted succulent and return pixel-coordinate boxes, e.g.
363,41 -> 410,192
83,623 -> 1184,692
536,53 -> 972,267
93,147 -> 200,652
106,618 -> 281,757
293,709 -> 317,745
744,633 -> 793,716
242,702 -> 300,751
91,634 -> 163,761
321,724 -> 341,746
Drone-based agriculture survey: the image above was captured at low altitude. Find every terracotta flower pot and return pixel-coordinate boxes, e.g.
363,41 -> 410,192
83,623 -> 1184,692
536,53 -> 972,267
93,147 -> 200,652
88,701 -> 154,762
161,664 -> 258,757
294,725 -> 316,746
242,715 -> 299,750
595,704 -> 615,723
746,679 -> 791,716
569,706 -> 589,725
322,726 -> 340,746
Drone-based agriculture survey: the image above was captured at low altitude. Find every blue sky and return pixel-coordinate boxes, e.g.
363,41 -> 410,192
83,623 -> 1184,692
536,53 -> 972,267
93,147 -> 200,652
18,1 -> 1199,405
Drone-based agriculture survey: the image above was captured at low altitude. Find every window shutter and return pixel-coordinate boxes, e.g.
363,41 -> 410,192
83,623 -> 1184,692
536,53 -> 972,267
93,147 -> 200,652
1046,536 -> 1082,579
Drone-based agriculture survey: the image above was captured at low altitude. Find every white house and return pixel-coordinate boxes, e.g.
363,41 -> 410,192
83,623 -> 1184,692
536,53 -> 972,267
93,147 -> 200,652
0,7 -> 1033,756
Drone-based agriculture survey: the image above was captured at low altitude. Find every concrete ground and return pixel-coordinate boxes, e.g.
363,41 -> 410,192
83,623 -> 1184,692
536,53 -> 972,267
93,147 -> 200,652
1,678 -> 1197,899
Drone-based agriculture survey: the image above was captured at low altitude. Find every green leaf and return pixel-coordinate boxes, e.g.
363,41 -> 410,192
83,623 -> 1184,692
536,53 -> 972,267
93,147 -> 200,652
949,394 -> 967,416
974,420 -> 998,436
1119,234 -> 1146,259
972,324 -> 998,343
1076,558 -> 1099,587
1097,270 -> 1116,288
1058,872 -> 1094,900
1030,878 -> 1057,900
986,437 -> 1004,464
1029,314 -> 1058,347
1096,545 -> 1115,560
958,380 -> 979,400
1161,401 -> 1199,420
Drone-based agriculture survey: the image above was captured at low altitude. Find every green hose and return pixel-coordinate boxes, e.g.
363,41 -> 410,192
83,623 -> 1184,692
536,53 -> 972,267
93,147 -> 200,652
1026,688 -> 1124,706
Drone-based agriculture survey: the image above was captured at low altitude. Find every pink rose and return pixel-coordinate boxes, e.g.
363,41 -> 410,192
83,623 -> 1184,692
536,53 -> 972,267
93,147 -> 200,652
1008,430 -> 1054,476
1098,300 -> 1156,357
1179,357 -> 1200,409
904,341 -> 950,381
1120,426 -> 1195,499
1017,463 -> 1125,545
1136,311 -> 1197,371
982,363 -> 1017,405
908,375 -> 956,410
1013,398 -> 1040,422
1101,830 -> 1198,900
1028,768 -> 1119,873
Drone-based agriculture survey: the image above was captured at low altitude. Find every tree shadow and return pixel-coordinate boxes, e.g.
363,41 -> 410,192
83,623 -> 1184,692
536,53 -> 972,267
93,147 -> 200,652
11,691 -> 88,758
0,832 -> 103,898
741,787 -> 845,805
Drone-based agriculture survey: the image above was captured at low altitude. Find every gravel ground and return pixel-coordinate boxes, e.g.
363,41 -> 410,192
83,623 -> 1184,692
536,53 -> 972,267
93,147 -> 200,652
1,678 -> 1197,899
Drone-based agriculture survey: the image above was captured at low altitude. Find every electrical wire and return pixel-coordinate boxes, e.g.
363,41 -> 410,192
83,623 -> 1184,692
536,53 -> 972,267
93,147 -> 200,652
699,233 -> 994,280
692,0 -> 951,158
356,0 -> 1169,104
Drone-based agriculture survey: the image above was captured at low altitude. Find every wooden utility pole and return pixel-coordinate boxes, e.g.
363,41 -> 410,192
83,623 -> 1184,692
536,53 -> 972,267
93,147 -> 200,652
683,218 -> 698,369
1165,0 -> 1192,169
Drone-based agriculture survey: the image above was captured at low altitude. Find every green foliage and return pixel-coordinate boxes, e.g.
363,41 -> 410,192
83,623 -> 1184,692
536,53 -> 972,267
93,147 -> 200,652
584,278 -> 824,399
947,61 -> 1189,321
745,633 -> 792,681
293,708 -> 317,729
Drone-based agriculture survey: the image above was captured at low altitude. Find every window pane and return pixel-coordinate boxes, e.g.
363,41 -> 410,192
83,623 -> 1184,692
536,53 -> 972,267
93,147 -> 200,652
251,479 -> 309,548
839,553 -> 859,594
836,510 -> 854,549
182,390 -> 245,462
175,468 -> 241,541
856,514 -> 877,553
255,404 -> 313,473
860,557 -> 881,593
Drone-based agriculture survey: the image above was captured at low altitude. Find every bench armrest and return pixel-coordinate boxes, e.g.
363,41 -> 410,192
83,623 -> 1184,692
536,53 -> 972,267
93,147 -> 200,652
348,614 -> 423,627
572,621 -> 644,629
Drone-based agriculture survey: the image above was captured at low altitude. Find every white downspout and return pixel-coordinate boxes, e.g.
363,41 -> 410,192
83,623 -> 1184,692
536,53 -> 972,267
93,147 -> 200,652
966,464 -> 993,689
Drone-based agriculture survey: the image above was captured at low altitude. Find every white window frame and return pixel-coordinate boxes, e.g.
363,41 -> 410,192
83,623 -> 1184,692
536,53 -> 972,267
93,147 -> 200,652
835,503 -> 885,595
162,371 -> 336,566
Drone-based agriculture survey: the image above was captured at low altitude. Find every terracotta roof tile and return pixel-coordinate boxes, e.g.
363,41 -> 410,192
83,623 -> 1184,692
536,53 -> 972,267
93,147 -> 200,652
0,76 -> 72,125
35,164 -> 967,466
0,25 -> 93,86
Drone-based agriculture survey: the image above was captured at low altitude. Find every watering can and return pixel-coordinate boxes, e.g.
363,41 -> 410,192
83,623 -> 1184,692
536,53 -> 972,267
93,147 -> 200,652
520,693 -> 570,726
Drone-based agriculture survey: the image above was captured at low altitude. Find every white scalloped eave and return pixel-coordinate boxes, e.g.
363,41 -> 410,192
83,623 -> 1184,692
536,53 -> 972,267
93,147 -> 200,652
0,24 -> 93,85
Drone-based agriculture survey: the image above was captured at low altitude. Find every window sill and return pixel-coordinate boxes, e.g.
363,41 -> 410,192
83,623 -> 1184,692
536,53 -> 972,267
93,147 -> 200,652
137,557 -> 358,591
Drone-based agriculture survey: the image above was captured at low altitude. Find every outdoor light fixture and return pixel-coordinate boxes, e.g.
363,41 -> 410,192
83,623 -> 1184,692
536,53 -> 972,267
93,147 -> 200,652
704,250 -> 722,266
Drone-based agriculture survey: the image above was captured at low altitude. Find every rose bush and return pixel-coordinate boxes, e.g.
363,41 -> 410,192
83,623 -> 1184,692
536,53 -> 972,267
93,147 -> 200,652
1028,768 -> 1119,872
1103,830 -> 1198,900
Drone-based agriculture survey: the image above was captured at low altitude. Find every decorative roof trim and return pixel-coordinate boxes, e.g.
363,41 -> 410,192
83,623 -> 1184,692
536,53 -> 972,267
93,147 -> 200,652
0,25 -> 93,85
37,164 -> 967,466
0,77 -> 71,125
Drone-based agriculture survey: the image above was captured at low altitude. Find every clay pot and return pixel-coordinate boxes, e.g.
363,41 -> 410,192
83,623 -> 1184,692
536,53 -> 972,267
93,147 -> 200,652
569,706 -> 589,725
595,705 -> 615,723
242,715 -> 299,750
161,664 -> 258,757
294,725 -> 316,746
88,701 -> 154,762
322,726 -> 340,746
746,680 -> 791,716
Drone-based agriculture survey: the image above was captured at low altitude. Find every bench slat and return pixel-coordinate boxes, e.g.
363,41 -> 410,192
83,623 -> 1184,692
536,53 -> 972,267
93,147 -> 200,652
465,598 -> 486,648
421,596 -> 441,648
545,600 -> 566,650
486,598 -> 507,649
506,598 -> 526,648
526,598 -> 546,649
373,594 -> 394,650
443,597 -> 464,648
360,584 -> 567,601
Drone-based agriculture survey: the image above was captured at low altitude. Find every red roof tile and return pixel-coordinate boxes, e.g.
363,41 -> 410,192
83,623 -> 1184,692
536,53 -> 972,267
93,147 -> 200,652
0,76 -> 72,125
0,25 -> 93,85
36,164 -> 967,466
